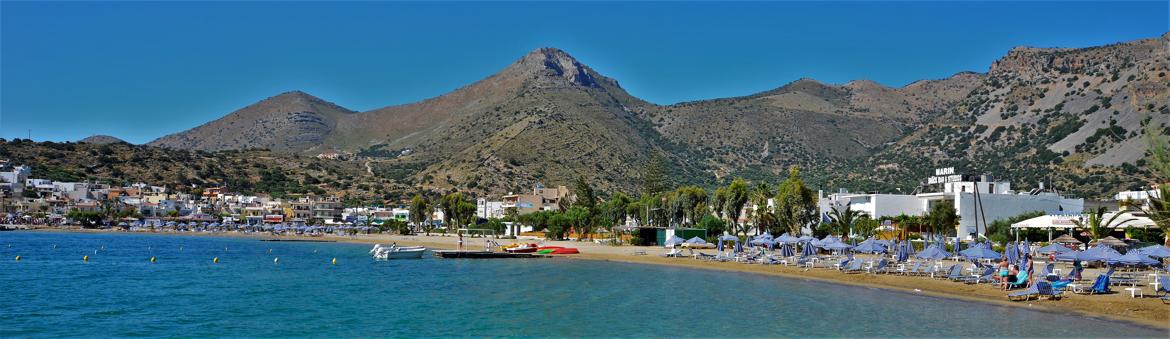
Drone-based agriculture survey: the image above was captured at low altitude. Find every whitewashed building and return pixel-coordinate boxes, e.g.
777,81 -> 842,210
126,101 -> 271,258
820,168 -> 1084,240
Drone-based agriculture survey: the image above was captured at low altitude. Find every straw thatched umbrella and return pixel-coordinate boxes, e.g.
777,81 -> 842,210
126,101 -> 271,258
1051,234 -> 1083,245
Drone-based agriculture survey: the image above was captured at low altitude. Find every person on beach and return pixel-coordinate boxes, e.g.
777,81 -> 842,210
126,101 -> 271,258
1002,265 -> 1020,290
994,258 -> 1010,284
458,233 -> 464,250
1024,254 -> 1034,285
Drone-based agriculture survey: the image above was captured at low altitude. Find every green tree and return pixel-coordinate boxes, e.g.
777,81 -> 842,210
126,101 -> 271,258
408,194 -> 431,235
924,203 -> 959,242
572,177 -> 597,212
675,186 -> 708,227
750,183 -> 775,234
853,216 -> 879,239
1143,122 -> 1170,245
712,187 -> 729,222
600,192 -> 632,230
724,178 -> 749,235
827,205 -> 861,238
1072,206 -> 1136,243
641,152 -> 669,195
566,206 -> 593,240
439,192 -> 467,231
696,213 -> 727,236
774,167 -> 819,236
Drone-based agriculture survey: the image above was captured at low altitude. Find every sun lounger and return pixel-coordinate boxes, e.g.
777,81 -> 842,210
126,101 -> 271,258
843,259 -> 864,273
1006,271 -> 1030,290
1008,284 -> 1040,301
945,264 -> 965,281
867,259 -> 889,274
962,266 -> 996,284
905,262 -> 923,275
696,252 -> 717,260
1036,281 -> 1063,300
1079,274 -> 1111,294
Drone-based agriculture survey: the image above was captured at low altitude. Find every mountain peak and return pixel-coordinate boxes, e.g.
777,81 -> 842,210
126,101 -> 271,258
508,47 -> 603,87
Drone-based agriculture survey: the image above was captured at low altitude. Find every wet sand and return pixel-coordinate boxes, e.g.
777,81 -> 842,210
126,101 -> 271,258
23,228 -> 1170,329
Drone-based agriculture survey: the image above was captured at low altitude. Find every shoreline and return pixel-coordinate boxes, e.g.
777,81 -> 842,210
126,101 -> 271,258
14,227 -> 1170,329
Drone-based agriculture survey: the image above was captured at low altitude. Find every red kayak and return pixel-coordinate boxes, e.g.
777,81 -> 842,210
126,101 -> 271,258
537,246 -> 564,251
551,248 -> 579,254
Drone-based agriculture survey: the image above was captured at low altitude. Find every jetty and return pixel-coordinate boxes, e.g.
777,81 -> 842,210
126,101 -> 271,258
432,250 -> 543,259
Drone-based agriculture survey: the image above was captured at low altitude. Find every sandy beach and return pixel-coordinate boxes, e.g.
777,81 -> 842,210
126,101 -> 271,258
19,227 -> 1170,329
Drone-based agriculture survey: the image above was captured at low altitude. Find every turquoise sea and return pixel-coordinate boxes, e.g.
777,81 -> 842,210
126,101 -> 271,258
0,231 -> 1164,337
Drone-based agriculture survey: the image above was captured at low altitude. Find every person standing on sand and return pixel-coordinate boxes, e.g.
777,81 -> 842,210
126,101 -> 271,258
458,233 -> 464,250
1025,254 -> 1034,285
994,258 -> 1010,284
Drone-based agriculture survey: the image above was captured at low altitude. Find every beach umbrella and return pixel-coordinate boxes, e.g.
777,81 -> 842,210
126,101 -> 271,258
917,245 -> 949,260
853,241 -> 886,254
960,246 -> 1002,260
797,235 -> 814,242
952,238 -> 962,258
1080,246 -> 1123,263
896,241 -> 910,262
1051,234 -> 1083,245
1036,243 -> 1073,254
1137,245 -> 1170,258
776,233 -> 799,244
779,243 -> 795,257
800,242 -> 817,258
734,239 -> 743,254
1108,251 -> 1159,266
822,242 -> 852,251
750,237 -> 774,246
664,235 -> 686,247
685,236 -> 707,245
1093,236 -> 1127,248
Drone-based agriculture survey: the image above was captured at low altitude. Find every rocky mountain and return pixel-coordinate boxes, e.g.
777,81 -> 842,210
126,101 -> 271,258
149,91 -> 356,152
144,33 -> 1169,197
78,135 -> 127,145
837,32 -> 1170,198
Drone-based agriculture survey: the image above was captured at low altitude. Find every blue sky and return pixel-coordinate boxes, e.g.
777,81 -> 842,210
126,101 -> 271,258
1,1 -> 1166,144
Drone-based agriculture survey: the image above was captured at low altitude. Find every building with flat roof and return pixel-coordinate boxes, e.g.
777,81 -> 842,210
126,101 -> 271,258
820,168 -> 1083,240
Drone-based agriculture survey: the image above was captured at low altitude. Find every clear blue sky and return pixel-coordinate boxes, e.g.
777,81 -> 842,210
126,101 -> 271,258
2,1 -> 1166,144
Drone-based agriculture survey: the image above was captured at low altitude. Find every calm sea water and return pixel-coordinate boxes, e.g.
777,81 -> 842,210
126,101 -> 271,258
0,231 -> 1163,337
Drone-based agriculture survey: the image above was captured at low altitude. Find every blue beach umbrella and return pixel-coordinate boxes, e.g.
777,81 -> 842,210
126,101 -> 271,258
960,246 -> 1002,260
823,242 -> 852,252
1079,246 -> 1122,263
917,245 -> 949,260
779,243 -> 795,257
1108,251 -> 1159,266
685,237 -> 707,245
1137,245 -> 1170,259
853,241 -> 886,254
776,233 -> 799,244
735,240 -> 743,254
897,241 -> 910,262
952,238 -> 962,258
801,242 -> 817,258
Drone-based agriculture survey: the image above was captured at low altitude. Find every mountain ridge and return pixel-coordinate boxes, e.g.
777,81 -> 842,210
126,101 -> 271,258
140,34 -> 1169,196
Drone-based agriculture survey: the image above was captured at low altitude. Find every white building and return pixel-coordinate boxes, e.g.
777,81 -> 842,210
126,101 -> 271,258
820,170 -> 1084,240
476,198 -> 505,219
0,165 -> 30,196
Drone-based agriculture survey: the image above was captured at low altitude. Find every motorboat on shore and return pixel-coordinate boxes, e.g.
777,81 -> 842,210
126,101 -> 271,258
371,244 -> 426,259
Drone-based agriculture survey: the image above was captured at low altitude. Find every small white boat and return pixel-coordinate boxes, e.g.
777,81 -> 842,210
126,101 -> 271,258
371,244 -> 426,260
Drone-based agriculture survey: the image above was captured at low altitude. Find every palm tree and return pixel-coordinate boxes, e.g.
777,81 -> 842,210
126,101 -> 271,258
1146,185 -> 1170,246
827,205 -> 861,238
1072,206 -> 1137,243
